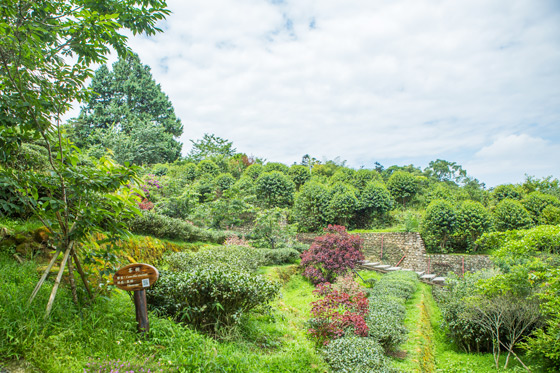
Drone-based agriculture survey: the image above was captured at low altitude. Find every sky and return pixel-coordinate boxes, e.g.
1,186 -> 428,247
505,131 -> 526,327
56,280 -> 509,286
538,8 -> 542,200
85,0 -> 560,187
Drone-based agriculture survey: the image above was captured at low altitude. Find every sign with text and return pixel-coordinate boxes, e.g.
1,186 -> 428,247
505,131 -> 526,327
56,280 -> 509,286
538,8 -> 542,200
113,263 -> 159,291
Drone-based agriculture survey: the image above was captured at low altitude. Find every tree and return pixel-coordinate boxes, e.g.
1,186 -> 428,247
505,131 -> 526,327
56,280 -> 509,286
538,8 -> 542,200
522,191 -> 560,224
423,159 -> 467,185
387,171 -> 418,207
422,200 -> 457,252
288,164 -> 310,191
255,171 -> 295,208
73,52 -> 182,164
492,184 -> 522,203
455,201 -> 493,251
358,182 -> 394,220
0,0 -> 170,317
493,199 -> 533,232
186,133 -> 236,163
293,181 -> 330,232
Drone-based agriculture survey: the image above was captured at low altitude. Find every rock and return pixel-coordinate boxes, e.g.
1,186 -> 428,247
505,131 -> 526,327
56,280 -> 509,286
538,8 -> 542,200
32,226 -> 50,243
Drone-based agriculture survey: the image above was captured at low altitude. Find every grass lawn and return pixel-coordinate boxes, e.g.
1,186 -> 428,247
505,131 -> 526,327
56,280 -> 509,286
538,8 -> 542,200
0,254 -> 327,372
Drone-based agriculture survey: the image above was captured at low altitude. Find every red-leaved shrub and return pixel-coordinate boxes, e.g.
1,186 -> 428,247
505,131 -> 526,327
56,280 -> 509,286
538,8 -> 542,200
139,199 -> 155,210
300,225 -> 363,284
307,279 -> 369,345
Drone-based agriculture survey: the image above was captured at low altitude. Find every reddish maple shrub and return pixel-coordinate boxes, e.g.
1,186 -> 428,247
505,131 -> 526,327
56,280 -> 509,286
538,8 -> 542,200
307,279 -> 369,345
138,199 -> 154,210
300,225 -> 363,284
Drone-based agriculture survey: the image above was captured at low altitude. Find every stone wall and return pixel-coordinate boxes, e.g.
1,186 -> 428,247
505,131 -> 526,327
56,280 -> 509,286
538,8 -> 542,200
426,254 -> 493,277
296,232 -> 493,277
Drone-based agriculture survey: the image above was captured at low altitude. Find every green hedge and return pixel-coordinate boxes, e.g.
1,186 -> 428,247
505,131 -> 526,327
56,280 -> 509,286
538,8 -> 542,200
147,266 -> 280,332
129,210 -> 226,243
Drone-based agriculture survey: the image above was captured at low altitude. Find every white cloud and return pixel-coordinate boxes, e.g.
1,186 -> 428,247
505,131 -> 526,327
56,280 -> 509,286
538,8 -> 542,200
465,134 -> 560,186
70,0 -> 560,185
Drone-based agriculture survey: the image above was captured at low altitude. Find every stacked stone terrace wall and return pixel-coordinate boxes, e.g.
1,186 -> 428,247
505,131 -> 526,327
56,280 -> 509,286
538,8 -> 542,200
296,232 -> 493,277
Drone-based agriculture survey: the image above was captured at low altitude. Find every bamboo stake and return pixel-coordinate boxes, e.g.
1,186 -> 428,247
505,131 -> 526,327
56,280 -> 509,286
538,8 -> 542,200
29,247 -> 62,305
44,245 -> 72,319
67,253 -> 79,305
72,249 -> 93,301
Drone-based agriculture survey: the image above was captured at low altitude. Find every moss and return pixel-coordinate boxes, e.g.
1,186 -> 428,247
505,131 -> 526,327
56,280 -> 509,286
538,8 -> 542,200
32,227 -> 50,243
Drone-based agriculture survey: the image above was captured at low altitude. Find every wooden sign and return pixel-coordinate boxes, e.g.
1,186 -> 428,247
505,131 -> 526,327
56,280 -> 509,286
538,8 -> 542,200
113,263 -> 159,334
113,263 -> 159,291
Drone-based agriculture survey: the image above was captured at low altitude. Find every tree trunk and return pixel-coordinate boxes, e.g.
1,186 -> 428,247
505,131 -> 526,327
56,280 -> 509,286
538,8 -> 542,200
29,247 -> 62,305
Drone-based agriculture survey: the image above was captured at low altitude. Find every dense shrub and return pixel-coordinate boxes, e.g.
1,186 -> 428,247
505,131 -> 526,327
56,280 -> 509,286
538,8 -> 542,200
492,199 -> 533,231
454,200 -> 493,252
365,271 -> 417,351
288,165 -> 311,190
147,266 -> 280,332
433,271 -> 497,353
307,280 -> 369,346
263,162 -> 289,174
421,199 -> 456,252
166,246 -> 265,273
492,184 -> 523,202
300,225 -> 363,284
327,190 -> 359,227
539,205 -> 560,225
522,191 -> 560,223
387,171 -> 418,207
260,248 -> 300,265
358,182 -> 394,218
197,159 -> 220,177
129,211 -> 226,243
293,181 -> 330,232
322,336 -> 396,373
255,171 -> 295,208
214,173 -> 235,193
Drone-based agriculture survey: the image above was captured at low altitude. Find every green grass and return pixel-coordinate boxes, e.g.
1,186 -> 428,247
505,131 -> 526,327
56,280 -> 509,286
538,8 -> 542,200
0,217 -> 43,234
0,254 -> 326,372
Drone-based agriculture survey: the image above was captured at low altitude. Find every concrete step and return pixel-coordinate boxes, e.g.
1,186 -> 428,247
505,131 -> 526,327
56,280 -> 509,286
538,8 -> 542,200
386,267 -> 402,271
361,262 -> 380,267
401,268 -> 413,271
420,274 -> 436,280
374,264 -> 391,269
415,271 -> 425,277
432,277 -> 446,284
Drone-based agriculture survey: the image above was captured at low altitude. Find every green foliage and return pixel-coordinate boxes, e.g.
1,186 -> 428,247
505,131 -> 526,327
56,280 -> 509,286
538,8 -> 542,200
289,165 -> 311,190
155,188 -> 198,219
352,169 -> 382,191
539,204 -> 560,225
293,181 -> 330,232
255,171 -> 296,208
186,134 -> 236,163
423,159 -> 467,184
330,168 -> 356,185
147,266 -> 280,332
434,271 -> 496,353
215,172 -> 236,193
387,171 -> 418,207
167,246 -> 265,273
422,200 -> 457,252
129,210 -> 226,243
491,184 -> 523,202
74,53 -> 183,165
522,191 -> 560,223
358,182 -> 394,218
243,163 -> 264,180
322,336 -> 396,373
197,159 -> 220,177
455,201 -> 493,252
492,199 -> 533,232
264,162 -> 289,174
327,189 -> 359,227
260,248 -> 301,265
250,208 -> 295,249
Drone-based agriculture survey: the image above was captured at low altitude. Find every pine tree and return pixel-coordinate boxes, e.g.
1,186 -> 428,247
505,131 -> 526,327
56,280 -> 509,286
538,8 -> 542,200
73,53 -> 183,165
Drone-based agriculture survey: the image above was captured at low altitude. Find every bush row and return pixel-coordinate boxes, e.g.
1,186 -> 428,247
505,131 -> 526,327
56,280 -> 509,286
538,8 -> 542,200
129,210 -> 227,243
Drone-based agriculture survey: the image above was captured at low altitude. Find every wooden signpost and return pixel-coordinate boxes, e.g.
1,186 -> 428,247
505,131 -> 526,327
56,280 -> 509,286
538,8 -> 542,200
113,263 -> 159,334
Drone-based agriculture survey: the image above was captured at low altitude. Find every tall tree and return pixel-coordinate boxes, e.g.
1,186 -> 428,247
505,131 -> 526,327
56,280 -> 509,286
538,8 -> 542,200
73,52 -> 182,164
186,133 -> 236,163
0,0 -> 170,317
